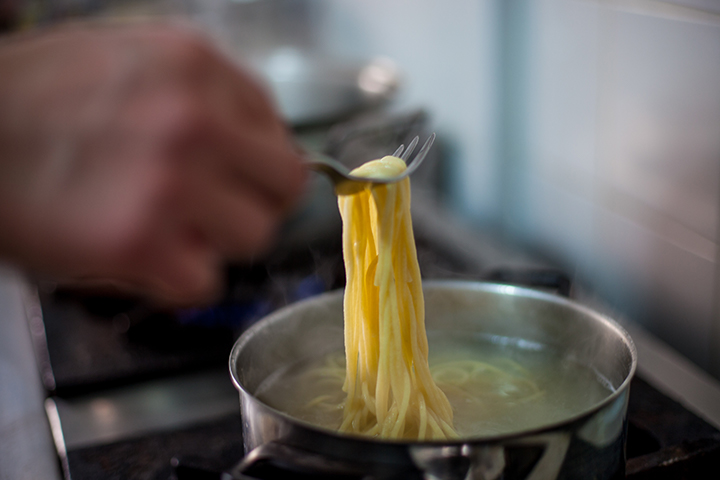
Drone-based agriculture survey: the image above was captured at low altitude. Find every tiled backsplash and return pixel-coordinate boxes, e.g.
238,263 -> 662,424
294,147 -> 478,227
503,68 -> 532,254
517,0 -> 720,377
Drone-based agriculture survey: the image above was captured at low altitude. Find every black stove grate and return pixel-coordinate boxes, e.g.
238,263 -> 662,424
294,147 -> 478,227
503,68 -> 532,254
625,377 -> 720,479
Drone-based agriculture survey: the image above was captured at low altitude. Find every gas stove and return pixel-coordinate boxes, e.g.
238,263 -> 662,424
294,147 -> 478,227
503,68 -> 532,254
26,113 -> 720,480
49,376 -> 720,480
36,198 -> 720,479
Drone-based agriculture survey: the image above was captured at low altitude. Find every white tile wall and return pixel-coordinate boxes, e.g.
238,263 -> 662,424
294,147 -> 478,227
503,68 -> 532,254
519,0 -> 720,375
658,0 -> 720,15
602,9 -> 720,242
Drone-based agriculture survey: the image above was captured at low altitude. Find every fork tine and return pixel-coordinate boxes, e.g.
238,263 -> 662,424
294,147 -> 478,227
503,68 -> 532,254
400,136 -> 420,161
306,132 -> 436,194
405,133 -> 435,174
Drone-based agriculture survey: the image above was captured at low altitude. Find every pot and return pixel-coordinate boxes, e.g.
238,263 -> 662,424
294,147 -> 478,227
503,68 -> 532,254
228,281 -> 636,480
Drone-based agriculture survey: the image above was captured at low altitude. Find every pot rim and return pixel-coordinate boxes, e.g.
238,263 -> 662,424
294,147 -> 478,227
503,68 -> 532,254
228,279 -> 638,446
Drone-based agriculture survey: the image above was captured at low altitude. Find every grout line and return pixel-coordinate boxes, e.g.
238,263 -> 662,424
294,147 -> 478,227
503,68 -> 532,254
577,0 -> 720,26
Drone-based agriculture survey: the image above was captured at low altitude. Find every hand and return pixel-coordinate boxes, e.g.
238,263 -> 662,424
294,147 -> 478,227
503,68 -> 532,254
0,22 -> 306,305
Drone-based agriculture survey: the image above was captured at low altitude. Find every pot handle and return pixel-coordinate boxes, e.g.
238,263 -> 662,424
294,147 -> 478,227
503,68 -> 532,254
225,441 -> 402,480
409,433 -> 571,480
484,268 -> 571,298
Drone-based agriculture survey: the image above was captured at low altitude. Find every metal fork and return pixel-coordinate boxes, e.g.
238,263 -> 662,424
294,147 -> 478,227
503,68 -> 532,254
306,133 -> 435,195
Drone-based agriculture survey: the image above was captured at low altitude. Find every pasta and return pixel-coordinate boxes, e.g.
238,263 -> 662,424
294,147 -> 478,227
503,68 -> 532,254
336,155 -> 457,440
254,154 -> 606,440
299,351 -> 547,438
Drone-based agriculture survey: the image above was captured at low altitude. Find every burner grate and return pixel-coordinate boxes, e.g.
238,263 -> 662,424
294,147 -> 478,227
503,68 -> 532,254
625,377 -> 720,479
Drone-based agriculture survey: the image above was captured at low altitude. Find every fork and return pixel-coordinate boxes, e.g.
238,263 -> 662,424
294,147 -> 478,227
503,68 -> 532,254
306,133 -> 435,195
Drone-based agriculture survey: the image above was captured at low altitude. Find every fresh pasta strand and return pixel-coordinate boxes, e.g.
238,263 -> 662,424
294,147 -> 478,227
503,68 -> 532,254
337,155 -> 457,440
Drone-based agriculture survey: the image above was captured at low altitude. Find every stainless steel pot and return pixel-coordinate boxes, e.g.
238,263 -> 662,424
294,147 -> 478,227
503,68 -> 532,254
228,281 -> 637,480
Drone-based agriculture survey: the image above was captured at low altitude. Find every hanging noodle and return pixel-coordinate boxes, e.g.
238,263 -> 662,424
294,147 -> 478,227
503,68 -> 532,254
294,155 -> 547,440
336,155 -> 457,440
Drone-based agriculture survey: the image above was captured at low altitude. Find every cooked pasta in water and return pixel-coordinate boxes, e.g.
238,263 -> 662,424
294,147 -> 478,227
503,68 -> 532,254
255,333 -> 613,439
254,155 -> 614,441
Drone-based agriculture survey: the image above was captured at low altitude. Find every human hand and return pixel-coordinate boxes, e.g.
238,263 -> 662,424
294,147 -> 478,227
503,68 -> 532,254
0,22 -> 306,305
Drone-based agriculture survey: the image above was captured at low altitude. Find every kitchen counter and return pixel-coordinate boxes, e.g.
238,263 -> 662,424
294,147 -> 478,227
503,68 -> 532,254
0,266 -> 60,480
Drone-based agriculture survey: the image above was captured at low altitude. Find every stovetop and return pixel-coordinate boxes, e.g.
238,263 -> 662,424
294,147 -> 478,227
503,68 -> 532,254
38,208 -> 720,479
56,376 -> 720,480
32,112 -> 720,479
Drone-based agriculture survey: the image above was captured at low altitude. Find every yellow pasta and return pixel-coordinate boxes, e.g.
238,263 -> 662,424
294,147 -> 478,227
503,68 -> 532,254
337,155 -> 457,440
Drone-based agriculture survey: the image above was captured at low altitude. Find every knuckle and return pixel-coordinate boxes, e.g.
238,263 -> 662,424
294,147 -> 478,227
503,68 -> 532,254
171,98 -> 205,136
156,94 -> 209,147
161,28 -> 214,68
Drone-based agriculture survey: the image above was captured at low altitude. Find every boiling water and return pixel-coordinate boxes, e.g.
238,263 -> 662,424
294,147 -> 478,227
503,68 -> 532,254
255,333 -> 614,439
